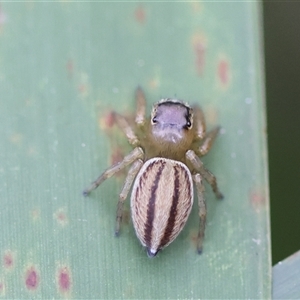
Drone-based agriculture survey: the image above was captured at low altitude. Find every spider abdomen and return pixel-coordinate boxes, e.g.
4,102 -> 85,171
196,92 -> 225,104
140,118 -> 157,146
131,157 -> 194,257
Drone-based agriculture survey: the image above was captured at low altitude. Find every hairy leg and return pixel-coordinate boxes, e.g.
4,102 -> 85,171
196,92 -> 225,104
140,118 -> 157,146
135,86 -> 147,128
83,147 -> 144,196
115,159 -> 143,235
193,173 -> 206,254
186,150 -> 223,199
196,126 -> 220,156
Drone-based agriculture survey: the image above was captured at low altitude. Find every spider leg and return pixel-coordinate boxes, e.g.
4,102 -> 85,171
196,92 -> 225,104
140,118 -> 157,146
115,159 -> 143,235
113,112 -> 140,146
196,126 -> 221,157
186,149 -> 223,199
83,147 -> 144,196
193,105 -> 206,140
135,86 -> 147,128
192,173 -> 206,254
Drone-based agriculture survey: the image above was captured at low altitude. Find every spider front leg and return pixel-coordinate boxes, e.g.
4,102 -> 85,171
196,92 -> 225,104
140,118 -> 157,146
112,87 -> 147,145
193,106 -> 206,140
113,112 -> 140,146
83,147 -> 144,196
196,126 -> 221,157
186,150 -> 223,199
115,159 -> 143,235
135,86 -> 147,128
193,173 -> 206,254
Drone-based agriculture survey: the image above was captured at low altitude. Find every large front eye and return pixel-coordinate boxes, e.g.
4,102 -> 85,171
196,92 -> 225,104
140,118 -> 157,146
185,109 -> 193,129
151,106 -> 158,125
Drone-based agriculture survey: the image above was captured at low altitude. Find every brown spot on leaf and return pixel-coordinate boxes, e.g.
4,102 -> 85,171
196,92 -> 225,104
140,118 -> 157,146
3,250 -> 14,270
56,265 -> 72,296
99,111 -> 116,130
192,34 -> 207,76
53,208 -> 68,226
78,83 -> 87,94
250,189 -> 267,212
66,59 -> 74,78
217,57 -> 231,87
24,265 -> 39,291
134,6 -> 146,24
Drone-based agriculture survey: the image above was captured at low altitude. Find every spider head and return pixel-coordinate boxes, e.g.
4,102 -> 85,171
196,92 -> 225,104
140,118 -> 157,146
149,99 -> 194,147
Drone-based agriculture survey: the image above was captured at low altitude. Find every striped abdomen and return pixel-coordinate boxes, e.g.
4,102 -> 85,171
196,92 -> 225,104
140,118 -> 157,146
131,158 -> 193,257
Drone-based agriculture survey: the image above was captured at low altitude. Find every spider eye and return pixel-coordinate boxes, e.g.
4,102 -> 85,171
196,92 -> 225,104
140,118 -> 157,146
184,119 -> 192,130
152,117 -> 157,124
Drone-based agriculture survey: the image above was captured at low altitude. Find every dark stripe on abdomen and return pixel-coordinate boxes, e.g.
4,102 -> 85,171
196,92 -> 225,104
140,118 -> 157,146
159,165 -> 180,249
143,161 -> 165,247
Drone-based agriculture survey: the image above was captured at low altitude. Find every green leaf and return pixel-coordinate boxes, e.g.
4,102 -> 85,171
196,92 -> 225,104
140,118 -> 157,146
0,2 -> 270,298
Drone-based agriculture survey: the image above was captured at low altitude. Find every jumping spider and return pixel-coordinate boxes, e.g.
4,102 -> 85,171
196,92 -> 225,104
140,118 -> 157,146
83,87 -> 223,257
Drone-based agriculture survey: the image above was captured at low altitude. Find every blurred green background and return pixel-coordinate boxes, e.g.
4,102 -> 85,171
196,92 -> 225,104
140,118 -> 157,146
263,2 -> 300,264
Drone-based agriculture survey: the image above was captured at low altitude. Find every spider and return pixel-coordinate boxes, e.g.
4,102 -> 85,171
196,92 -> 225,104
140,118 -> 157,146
83,87 -> 223,257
